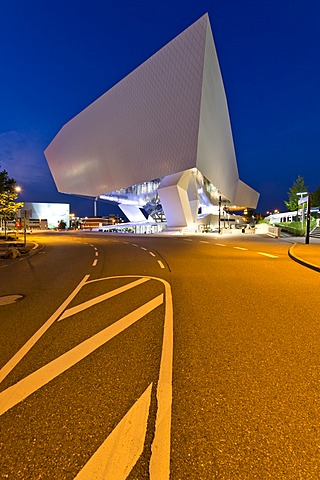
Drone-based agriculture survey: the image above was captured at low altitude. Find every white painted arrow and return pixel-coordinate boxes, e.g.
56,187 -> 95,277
0,295 -> 163,416
74,383 -> 152,480
59,277 -> 149,321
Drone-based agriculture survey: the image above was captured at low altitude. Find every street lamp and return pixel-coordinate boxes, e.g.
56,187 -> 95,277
14,186 -> 22,238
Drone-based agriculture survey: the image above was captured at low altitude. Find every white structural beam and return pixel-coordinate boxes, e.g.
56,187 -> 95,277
158,170 -> 199,229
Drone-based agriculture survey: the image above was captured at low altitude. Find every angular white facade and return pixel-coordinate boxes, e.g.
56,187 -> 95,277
45,14 -> 259,230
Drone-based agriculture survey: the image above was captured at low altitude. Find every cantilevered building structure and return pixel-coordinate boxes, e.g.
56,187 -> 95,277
45,14 -> 259,232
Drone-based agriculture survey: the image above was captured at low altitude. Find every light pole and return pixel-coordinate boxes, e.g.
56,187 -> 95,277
218,195 -> 221,234
14,186 -> 22,238
94,196 -> 98,217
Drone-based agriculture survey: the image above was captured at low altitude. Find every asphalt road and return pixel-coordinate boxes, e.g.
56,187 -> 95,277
1,231 -> 320,479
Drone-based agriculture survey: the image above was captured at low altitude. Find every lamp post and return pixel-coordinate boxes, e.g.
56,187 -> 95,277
94,197 -> 98,217
14,186 -> 22,238
218,195 -> 221,234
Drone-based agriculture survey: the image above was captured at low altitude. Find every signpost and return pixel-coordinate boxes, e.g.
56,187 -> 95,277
305,195 -> 311,244
17,209 -> 32,246
297,195 -> 311,244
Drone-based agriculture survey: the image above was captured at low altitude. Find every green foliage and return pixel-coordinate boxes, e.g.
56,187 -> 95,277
275,219 -> 316,237
284,175 -> 308,211
275,221 -> 305,236
0,166 -> 24,225
58,220 -> 67,230
311,186 -> 320,207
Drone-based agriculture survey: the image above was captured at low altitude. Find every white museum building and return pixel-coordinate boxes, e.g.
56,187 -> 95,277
45,14 -> 259,233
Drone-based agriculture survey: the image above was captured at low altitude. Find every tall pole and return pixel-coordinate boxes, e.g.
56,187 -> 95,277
94,197 -> 98,217
23,209 -> 27,247
305,194 -> 311,244
218,196 -> 221,234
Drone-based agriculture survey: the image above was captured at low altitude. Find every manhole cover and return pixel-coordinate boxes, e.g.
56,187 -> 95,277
0,294 -> 25,306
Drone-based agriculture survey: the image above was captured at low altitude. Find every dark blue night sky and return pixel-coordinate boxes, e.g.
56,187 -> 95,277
1,0 -> 319,216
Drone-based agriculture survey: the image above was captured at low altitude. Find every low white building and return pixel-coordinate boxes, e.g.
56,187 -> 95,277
19,202 -> 70,229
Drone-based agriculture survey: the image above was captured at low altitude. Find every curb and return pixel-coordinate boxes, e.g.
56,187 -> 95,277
288,243 -> 320,273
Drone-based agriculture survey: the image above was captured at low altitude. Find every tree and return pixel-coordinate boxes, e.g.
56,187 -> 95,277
284,176 -> 308,211
57,220 -> 67,230
311,186 -> 320,208
0,167 -> 24,237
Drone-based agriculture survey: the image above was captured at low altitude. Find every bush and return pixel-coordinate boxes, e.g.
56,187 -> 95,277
274,220 -> 316,236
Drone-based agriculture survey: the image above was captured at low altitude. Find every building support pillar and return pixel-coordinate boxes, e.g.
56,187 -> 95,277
158,169 -> 199,231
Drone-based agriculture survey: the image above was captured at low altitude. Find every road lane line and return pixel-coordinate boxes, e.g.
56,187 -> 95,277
233,247 -> 248,251
215,243 -> 226,247
150,278 -> 173,479
92,259 -> 98,267
0,275 -> 90,384
184,239 -> 192,242
149,252 -> 156,257
157,260 -> 165,269
141,247 -> 147,251
74,383 -> 153,480
32,243 -> 39,250
132,244 -> 139,247
59,278 -> 150,321
258,252 -> 278,258
95,251 -> 98,256
200,241 -> 209,244
0,294 -> 163,416
71,273 -> 174,478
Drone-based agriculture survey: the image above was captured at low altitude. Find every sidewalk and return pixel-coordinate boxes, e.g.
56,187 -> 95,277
284,236 -> 320,273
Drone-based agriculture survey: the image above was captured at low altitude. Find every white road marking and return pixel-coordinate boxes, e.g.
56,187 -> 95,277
95,251 -> 98,256
157,260 -> 165,269
184,239 -> 192,242
132,244 -> 139,247
94,247 -> 98,251
141,247 -> 147,251
0,295 -> 24,306
74,383 -> 153,480
150,277 -> 173,479
59,278 -> 150,321
149,252 -> 156,257
90,244 -> 94,247
1,271 -> 174,477
200,241 -> 209,244
82,274 -> 174,479
0,294 -> 163,416
233,247 -> 248,251
92,259 -> 98,267
215,243 -> 226,247
32,243 -> 39,250
258,252 -> 278,258
0,275 -> 90,384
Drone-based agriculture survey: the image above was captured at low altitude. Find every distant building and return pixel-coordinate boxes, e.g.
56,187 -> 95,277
45,14 -> 259,233
19,202 -> 70,229
82,214 -> 124,230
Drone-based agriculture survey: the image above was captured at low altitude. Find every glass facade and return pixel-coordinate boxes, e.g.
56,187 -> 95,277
99,170 -> 231,223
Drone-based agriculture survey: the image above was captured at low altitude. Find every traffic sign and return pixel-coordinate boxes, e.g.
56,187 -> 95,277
298,196 -> 308,205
